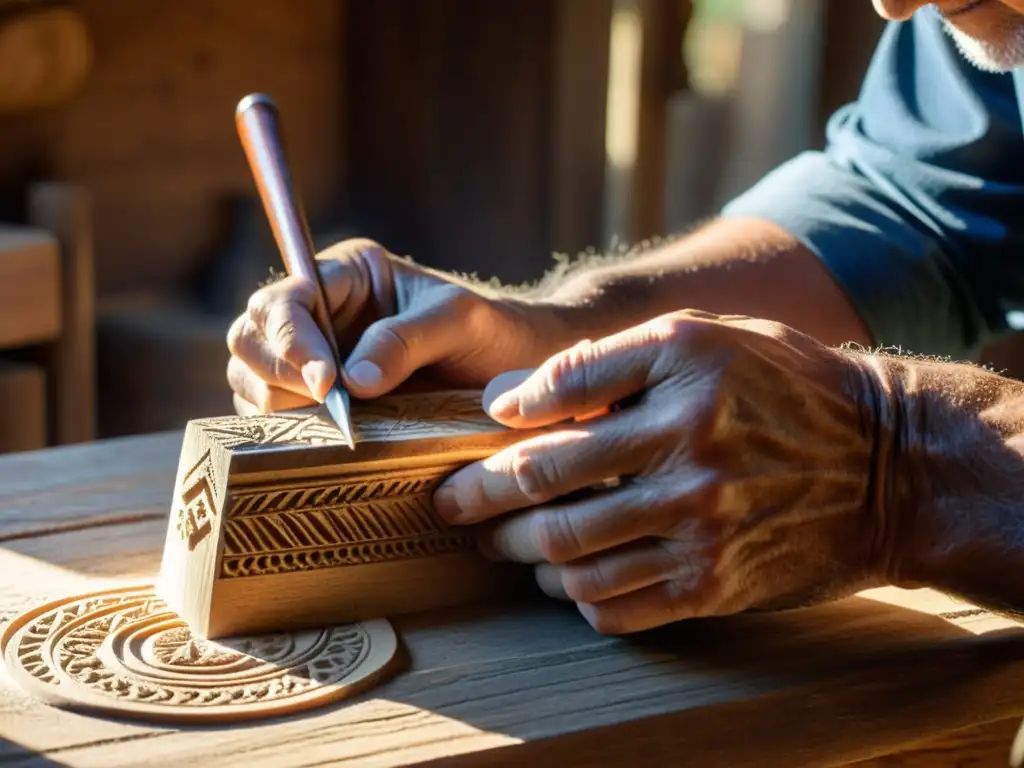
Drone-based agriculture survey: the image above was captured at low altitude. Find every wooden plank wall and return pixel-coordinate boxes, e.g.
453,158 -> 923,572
344,0 -> 611,286
0,0 -> 346,297
0,0 -> 614,296
0,0 -> 617,437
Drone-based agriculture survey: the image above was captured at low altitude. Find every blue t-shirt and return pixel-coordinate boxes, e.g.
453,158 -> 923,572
722,6 -> 1024,360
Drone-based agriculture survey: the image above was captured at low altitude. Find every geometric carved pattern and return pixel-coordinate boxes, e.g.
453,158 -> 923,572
195,411 -> 345,451
155,388 -> 531,638
219,465 -> 473,578
192,391 -> 497,452
0,586 -> 398,724
221,532 -> 475,578
227,467 -> 450,517
175,450 -> 219,551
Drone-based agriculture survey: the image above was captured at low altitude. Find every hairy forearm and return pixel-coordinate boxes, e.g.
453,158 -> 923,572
867,352 -> 1024,619
527,216 -> 874,350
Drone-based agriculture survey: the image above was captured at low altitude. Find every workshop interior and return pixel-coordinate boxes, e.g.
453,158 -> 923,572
1,0 -> 964,453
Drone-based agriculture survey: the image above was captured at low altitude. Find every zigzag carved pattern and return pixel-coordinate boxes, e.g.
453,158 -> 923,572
221,496 -> 447,557
226,467 -> 455,518
220,532 -> 474,578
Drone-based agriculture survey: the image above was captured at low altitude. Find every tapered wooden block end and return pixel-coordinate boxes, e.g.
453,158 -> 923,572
157,390 -> 538,639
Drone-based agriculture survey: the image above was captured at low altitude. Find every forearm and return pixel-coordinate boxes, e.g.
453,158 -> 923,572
527,217 -> 874,351
868,352 -> 1024,619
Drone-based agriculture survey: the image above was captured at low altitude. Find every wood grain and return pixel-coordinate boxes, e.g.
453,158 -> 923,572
158,391 -> 541,638
2,431 -> 1024,765
850,717 -> 1020,766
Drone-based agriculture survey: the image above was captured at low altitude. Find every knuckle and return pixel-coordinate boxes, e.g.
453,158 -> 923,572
261,301 -> 313,367
582,605 -> 629,636
267,308 -> 301,360
509,449 -> 559,505
544,340 -> 594,402
438,285 -> 495,336
646,313 -> 692,344
726,315 -> 788,340
561,565 -> 609,603
534,509 -> 583,564
663,577 -> 696,605
753,318 -> 788,338
248,277 -> 316,318
245,289 -> 274,328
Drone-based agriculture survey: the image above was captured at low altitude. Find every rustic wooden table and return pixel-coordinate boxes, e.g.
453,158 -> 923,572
2,432 -> 1024,767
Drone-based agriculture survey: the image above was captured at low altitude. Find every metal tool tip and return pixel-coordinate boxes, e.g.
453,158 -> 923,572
324,386 -> 355,450
236,92 -> 277,118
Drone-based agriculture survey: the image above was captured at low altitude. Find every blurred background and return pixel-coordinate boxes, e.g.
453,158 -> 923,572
0,0 -> 1016,453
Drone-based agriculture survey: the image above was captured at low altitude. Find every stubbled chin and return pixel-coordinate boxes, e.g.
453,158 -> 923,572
942,17 -> 1024,71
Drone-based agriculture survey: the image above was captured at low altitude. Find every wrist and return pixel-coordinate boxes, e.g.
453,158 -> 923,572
865,353 -> 1024,611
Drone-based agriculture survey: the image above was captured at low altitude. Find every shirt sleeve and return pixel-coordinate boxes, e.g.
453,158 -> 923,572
720,7 -> 1024,360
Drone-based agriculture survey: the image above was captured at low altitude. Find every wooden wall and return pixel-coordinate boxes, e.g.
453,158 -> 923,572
0,0 -> 346,297
343,0 -> 611,286
0,0 -> 615,436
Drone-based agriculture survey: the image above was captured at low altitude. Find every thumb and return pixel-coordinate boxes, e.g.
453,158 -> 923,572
486,331 -> 663,428
339,293 -> 470,398
482,369 -> 533,413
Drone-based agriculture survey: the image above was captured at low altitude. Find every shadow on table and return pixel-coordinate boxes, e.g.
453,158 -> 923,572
0,738 -> 76,766
55,591 -> 1022,768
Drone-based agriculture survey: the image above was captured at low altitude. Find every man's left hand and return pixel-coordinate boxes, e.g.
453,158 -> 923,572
433,310 -> 896,634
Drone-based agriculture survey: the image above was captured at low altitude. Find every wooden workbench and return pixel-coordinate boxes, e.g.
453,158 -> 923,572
2,432 -> 1024,766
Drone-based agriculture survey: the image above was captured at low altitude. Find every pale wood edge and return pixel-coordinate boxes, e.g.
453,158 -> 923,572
156,422 -> 232,638
207,553 -> 535,638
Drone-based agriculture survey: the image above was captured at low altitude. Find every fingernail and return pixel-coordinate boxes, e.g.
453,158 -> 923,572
301,360 -> 334,402
346,359 -> 383,389
488,391 -> 520,421
433,483 -> 464,523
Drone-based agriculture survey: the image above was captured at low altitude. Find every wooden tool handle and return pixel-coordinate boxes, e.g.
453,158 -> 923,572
234,93 -> 340,363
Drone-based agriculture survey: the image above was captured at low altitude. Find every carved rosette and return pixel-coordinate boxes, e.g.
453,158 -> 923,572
1,586 -> 398,723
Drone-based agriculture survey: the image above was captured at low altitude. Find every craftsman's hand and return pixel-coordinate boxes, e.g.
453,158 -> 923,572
226,239 -> 563,414
433,310 -> 893,634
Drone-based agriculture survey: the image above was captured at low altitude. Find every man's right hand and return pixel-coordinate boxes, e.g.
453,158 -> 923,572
226,238 -> 559,415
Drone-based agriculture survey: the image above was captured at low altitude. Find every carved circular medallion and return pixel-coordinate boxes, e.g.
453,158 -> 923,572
1,585 -> 398,723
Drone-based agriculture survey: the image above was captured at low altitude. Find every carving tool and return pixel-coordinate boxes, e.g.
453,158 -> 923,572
234,92 -> 355,449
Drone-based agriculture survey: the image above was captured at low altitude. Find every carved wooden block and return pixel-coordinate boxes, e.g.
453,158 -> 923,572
1,585 -> 398,724
157,390 -> 538,639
